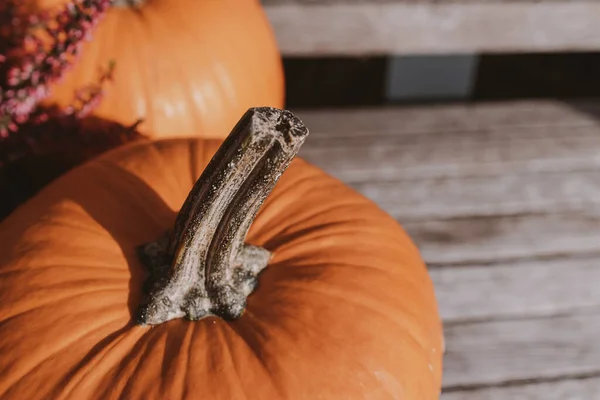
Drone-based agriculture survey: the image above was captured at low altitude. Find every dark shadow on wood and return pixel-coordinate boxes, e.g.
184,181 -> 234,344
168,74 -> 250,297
473,52 -> 600,100
563,99 -> 600,124
283,56 -> 387,108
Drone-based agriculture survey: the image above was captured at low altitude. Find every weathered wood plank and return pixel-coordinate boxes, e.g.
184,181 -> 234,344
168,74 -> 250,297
432,256 -> 600,322
296,101 -> 600,138
264,1 -> 600,55
442,376 -> 600,400
298,106 -> 600,183
301,126 -> 600,182
353,171 -> 600,221
404,211 -> 600,265
442,311 -> 600,389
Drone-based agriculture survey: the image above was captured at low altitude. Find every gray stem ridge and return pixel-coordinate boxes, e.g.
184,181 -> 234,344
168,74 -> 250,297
136,107 -> 309,326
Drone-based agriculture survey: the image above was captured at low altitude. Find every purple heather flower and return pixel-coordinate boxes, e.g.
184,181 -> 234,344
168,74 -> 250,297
0,0 -> 114,137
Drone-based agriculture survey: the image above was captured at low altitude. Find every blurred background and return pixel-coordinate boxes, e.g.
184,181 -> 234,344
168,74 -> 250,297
264,1 -> 600,399
284,52 -> 600,107
268,1 -> 600,107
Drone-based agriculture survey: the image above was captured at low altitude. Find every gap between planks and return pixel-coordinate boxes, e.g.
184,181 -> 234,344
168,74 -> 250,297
441,374 -> 600,400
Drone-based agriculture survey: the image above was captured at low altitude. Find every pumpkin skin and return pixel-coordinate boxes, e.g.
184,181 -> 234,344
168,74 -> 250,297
28,0 -> 284,139
0,139 -> 443,399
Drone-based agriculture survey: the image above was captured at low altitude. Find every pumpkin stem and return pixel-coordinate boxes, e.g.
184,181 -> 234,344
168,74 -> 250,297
137,107 -> 309,326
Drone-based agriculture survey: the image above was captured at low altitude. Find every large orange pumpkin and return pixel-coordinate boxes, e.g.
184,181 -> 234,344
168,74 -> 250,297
28,0 -> 284,139
0,108 -> 443,399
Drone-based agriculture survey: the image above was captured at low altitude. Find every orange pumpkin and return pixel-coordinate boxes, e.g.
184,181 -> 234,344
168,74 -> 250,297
0,108 -> 443,399
29,0 -> 284,139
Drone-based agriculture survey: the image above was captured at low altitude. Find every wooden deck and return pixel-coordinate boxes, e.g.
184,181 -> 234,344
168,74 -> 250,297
293,100 -> 600,398
263,0 -> 600,56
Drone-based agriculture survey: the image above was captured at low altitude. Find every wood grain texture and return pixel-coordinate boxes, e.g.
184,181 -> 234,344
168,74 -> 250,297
432,255 -> 600,322
298,101 -> 600,183
297,100 -> 600,395
295,101 -> 600,138
405,211 -> 600,265
301,125 -> 600,182
264,1 -> 600,55
298,101 -> 600,263
352,171 -> 600,221
442,311 -> 600,388
442,376 -> 600,400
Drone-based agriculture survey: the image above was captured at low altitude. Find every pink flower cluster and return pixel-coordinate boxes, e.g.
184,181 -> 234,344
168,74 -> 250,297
0,0 -> 113,138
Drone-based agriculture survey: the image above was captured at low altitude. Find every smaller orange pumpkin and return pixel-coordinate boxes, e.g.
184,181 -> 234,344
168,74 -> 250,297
0,108 -> 443,399
29,0 -> 285,139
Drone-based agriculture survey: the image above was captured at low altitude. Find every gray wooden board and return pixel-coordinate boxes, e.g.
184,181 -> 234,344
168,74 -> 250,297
297,103 -> 600,183
404,210 -> 600,265
264,1 -> 600,55
432,255 -> 600,322
442,310 -> 600,389
299,125 -> 600,182
441,376 -> 600,400
295,101 -> 600,139
351,171 -> 600,221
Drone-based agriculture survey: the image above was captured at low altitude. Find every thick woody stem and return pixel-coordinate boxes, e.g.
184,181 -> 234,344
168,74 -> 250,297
137,107 -> 309,326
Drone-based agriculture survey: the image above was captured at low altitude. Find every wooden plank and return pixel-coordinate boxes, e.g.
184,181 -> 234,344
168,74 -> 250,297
295,101 -> 600,138
442,311 -> 600,389
442,376 -> 600,400
432,256 -> 600,322
352,171 -> 600,221
264,1 -> 600,55
298,104 -> 600,183
301,125 -> 600,182
404,211 -> 600,265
